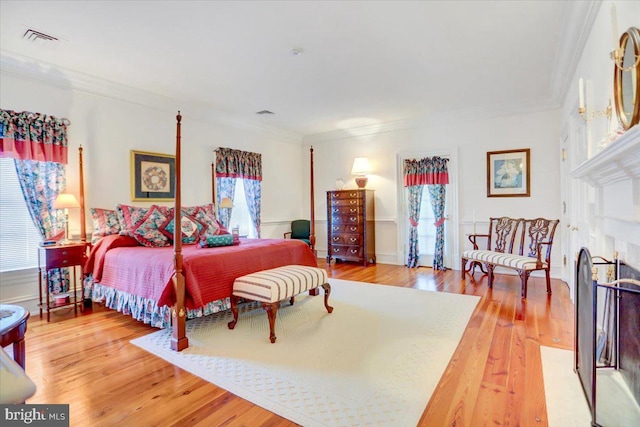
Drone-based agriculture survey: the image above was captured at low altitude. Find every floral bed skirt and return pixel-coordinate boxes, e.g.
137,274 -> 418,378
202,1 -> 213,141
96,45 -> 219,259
83,275 -> 231,329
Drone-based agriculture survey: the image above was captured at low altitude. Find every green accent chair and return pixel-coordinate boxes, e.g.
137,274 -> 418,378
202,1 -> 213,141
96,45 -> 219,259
284,220 -> 311,246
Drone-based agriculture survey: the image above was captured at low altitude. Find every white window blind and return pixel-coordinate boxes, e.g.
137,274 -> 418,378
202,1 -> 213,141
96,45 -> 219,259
0,157 -> 43,272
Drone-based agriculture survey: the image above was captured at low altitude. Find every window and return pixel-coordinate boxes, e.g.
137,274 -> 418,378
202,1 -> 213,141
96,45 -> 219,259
229,180 -> 257,238
0,158 -> 42,272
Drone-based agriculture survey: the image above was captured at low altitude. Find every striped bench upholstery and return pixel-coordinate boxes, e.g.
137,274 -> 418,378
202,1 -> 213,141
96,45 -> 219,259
231,265 -> 328,303
461,250 -> 544,271
228,265 -> 333,343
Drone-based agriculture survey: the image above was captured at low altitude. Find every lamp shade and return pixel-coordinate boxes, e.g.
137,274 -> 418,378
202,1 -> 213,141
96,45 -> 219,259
219,197 -> 234,209
53,193 -> 80,209
351,157 -> 372,176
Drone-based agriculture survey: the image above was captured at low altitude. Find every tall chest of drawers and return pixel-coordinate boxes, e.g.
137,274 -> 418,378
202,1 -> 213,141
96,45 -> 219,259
326,189 -> 375,266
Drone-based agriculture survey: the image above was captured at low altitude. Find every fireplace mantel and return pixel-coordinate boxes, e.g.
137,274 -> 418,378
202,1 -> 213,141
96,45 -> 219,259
571,125 -> 640,187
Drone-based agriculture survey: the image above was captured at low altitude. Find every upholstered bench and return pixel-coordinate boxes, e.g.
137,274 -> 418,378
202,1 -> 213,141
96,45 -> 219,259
461,217 -> 559,298
227,265 -> 333,343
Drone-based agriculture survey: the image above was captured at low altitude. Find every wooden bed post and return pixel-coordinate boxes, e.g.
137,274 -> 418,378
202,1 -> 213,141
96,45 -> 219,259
171,111 -> 188,352
309,146 -> 316,254
78,145 -> 87,243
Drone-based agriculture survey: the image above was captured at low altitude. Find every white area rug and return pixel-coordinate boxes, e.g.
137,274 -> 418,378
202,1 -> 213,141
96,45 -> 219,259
131,278 -> 480,427
541,346 -> 640,427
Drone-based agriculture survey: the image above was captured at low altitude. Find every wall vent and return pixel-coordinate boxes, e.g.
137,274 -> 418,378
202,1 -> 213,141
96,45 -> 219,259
256,110 -> 274,115
23,29 -> 58,42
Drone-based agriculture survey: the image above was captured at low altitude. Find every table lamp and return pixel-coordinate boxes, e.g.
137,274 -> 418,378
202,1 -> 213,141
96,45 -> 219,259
53,193 -> 80,244
351,157 -> 372,189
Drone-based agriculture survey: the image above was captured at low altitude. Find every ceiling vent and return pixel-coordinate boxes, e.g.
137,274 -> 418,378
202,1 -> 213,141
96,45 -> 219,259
23,29 -> 58,42
256,110 -> 274,115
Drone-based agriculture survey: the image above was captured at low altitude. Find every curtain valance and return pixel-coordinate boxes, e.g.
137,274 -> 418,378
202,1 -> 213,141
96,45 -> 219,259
403,156 -> 449,187
0,109 -> 70,164
215,147 -> 262,181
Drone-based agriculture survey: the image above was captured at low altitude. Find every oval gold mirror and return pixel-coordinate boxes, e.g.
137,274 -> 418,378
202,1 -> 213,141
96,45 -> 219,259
614,27 -> 640,130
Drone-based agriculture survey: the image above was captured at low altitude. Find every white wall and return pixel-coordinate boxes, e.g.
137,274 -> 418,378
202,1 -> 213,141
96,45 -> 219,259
560,0 -> 640,271
306,108 -> 562,272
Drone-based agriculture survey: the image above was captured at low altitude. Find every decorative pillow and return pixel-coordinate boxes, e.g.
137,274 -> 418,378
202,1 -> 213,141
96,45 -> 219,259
198,233 -> 235,248
131,206 -> 172,247
179,204 -> 221,236
116,204 -> 150,237
90,208 -> 121,244
159,213 -> 206,244
215,220 -> 230,235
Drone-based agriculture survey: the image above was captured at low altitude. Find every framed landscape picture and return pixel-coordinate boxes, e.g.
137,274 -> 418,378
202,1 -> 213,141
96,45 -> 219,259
130,150 -> 175,201
486,148 -> 530,197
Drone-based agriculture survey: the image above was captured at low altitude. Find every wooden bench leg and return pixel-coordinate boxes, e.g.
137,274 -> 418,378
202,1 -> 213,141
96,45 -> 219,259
262,302 -> 279,343
321,283 -> 334,313
519,270 -> 531,299
545,270 -> 552,294
486,264 -> 495,288
227,295 -> 240,330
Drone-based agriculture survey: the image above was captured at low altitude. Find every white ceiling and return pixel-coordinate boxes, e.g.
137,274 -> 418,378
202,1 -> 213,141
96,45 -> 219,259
1,1 -> 581,136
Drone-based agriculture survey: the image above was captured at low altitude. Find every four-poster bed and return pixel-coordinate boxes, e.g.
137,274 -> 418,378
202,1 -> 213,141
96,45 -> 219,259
79,112 -> 319,351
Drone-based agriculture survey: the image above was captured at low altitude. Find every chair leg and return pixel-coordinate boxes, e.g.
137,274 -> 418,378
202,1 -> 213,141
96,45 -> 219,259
321,283 -> 334,313
227,295 -> 240,329
461,258 -> 467,278
545,269 -> 552,294
262,302 -> 279,343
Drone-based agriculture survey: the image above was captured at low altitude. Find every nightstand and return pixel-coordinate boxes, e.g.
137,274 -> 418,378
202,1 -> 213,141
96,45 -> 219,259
38,243 -> 88,322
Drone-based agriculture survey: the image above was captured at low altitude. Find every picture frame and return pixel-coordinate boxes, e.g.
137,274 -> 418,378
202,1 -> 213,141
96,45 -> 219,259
486,148 -> 530,197
130,150 -> 175,201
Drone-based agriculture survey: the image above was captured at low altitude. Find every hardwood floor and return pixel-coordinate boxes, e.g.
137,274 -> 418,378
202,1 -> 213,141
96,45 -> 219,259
20,261 -> 574,426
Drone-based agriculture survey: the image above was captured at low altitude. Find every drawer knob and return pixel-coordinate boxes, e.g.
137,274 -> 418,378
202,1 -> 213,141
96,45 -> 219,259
333,227 -> 340,231
350,217 -> 356,221
62,251 -> 68,255
333,208 -> 339,213
350,237 -> 356,242
350,227 -> 357,232
333,248 -> 340,253
350,249 -> 357,254
349,192 -> 357,197
333,237 -> 339,241
350,200 -> 356,205
62,260 -> 68,264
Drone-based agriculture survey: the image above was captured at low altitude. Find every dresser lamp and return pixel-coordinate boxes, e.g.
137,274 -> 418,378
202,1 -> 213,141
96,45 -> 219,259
53,193 -> 80,244
351,157 -> 372,189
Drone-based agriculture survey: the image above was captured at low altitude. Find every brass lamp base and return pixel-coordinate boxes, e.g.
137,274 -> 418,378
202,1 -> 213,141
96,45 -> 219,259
355,176 -> 368,189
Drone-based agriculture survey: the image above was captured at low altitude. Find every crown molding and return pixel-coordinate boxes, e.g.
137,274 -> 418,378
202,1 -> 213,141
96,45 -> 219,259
304,117 -> 418,144
550,0 -> 602,104
0,50 -> 303,145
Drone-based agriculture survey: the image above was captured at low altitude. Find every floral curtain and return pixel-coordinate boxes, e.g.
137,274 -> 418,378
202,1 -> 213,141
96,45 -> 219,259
403,156 -> 449,269
214,147 -> 262,235
428,184 -> 447,270
243,178 -> 261,237
405,185 -> 424,268
1,109 -> 70,292
0,109 -> 69,164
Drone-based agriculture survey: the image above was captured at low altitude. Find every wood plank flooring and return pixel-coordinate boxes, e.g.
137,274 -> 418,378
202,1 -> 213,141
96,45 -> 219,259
20,261 -> 575,426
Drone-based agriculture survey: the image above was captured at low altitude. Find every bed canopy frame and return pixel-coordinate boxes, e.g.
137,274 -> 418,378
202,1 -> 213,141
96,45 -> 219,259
78,112 -> 316,351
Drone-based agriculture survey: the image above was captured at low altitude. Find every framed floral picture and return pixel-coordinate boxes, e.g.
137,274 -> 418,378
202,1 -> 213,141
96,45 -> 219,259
486,148 -> 530,197
130,150 -> 175,201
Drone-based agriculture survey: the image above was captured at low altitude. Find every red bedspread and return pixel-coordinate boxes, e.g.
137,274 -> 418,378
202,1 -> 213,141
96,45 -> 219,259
85,235 -> 318,309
